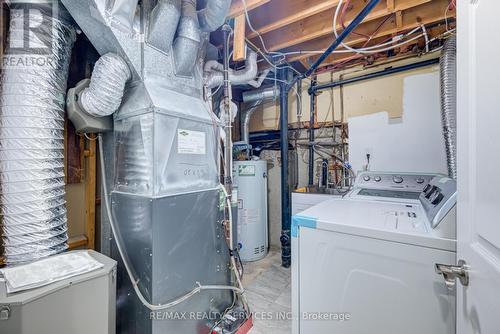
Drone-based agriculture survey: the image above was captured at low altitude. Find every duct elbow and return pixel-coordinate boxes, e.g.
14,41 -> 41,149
198,0 -> 231,32
204,48 -> 260,88
148,0 -> 181,53
241,100 -> 263,144
247,69 -> 271,88
174,0 -> 201,77
229,49 -> 258,84
81,53 -> 131,117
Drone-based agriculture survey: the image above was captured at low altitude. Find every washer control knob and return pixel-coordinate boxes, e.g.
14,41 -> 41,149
416,177 -> 425,184
430,191 -> 444,205
363,175 -> 371,182
393,176 -> 404,184
374,176 -> 382,182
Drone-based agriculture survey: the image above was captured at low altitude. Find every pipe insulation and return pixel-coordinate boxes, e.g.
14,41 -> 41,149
204,48 -> 259,88
0,3 -> 76,265
198,0 -> 231,32
80,53 -> 131,117
440,35 -> 457,179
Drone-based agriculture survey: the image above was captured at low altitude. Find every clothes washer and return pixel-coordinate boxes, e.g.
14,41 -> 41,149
292,173 -> 457,334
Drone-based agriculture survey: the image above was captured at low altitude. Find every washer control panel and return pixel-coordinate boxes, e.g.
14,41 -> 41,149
355,172 -> 437,192
419,176 -> 457,228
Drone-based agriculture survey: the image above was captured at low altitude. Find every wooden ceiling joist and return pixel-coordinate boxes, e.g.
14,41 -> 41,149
249,0 -> 433,52
224,0 -> 455,73
297,2 -> 455,68
246,0 -> 341,39
281,0 -> 453,63
228,0 -> 271,18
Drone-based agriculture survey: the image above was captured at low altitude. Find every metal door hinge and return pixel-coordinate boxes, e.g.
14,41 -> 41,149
435,259 -> 470,290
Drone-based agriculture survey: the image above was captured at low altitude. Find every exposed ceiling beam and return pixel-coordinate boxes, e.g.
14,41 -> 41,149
246,0 -> 341,39
233,14 -> 247,61
249,0 -> 432,52
228,0 -> 271,18
283,0 -> 453,64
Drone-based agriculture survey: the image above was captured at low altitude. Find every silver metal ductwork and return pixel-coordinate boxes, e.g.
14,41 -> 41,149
106,0 -> 140,31
81,53 -> 131,117
198,0 -> 232,32
241,85 -> 281,144
0,3 -> 76,265
440,35 -> 457,179
148,0 -> 181,53
61,0 -> 235,332
204,48 -> 259,88
242,85 -> 280,103
241,100 -> 263,144
174,0 -> 202,76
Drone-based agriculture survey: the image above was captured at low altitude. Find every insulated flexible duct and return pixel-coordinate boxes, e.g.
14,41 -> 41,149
204,48 -> 259,88
0,3 -> 76,265
440,36 -> 457,179
80,53 -> 131,117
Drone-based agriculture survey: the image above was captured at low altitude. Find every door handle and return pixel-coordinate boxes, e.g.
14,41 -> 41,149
435,259 -> 470,290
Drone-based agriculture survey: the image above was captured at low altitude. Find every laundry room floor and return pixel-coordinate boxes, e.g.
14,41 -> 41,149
243,249 -> 292,334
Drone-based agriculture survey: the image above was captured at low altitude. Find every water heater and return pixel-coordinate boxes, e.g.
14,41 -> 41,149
233,160 -> 268,262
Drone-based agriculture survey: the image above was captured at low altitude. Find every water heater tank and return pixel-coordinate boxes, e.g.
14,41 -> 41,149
233,160 -> 268,261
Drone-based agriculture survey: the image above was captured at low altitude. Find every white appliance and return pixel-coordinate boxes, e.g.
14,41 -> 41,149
292,172 -> 457,334
233,160 -> 268,262
292,191 -> 343,216
349,171 -> 438,201
0,251 -> 116,334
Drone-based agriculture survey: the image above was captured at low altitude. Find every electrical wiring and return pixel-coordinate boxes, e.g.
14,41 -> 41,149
445,0 -> 456,32
421,24 -> 430,53
208,290 -> 237,333
219,185 -> 250,315
240,0 -> 307,80
332,0 -> 430,55
260,76 -> 303,118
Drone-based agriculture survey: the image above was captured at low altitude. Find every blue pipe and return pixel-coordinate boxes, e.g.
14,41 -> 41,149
310,58 -> 440,94
301,0 -> 382,80
308,78 -> 316,186
278,66 -> 291,268
277,0 -> 381,268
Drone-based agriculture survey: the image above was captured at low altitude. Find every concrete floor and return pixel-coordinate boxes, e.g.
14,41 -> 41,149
243,249 -> 292,334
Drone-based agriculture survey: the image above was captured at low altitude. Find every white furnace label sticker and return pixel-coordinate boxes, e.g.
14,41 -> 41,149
177,129 -> 206,155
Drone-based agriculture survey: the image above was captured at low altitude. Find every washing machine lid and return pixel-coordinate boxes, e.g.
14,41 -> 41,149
293,198 -> 456,251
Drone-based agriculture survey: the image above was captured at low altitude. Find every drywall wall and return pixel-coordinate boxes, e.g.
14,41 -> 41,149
349,72 -> 448,173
